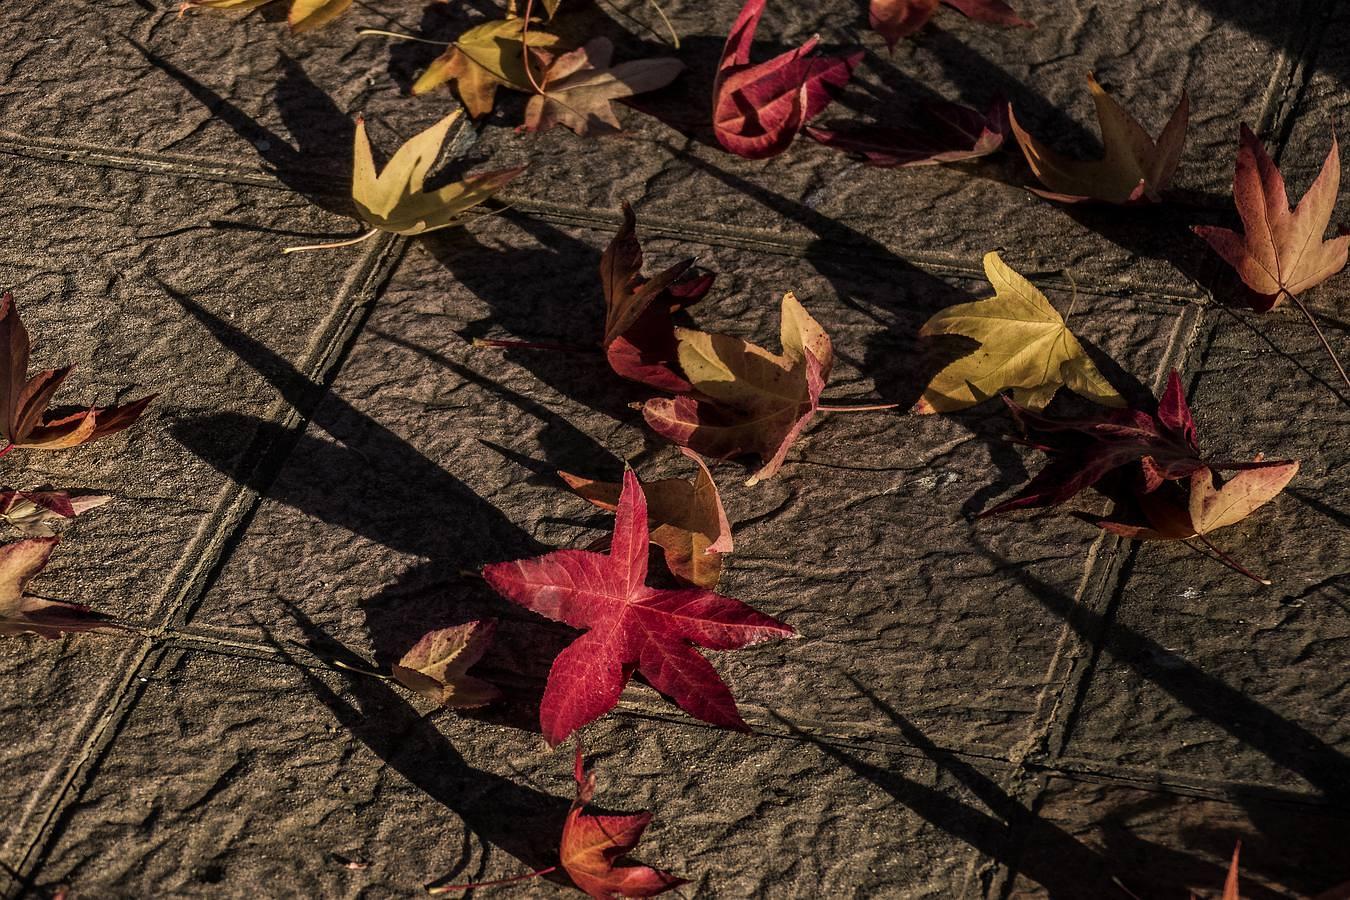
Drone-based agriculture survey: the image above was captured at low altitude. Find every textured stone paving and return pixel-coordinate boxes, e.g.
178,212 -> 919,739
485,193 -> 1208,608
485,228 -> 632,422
1,0 -> 1347,897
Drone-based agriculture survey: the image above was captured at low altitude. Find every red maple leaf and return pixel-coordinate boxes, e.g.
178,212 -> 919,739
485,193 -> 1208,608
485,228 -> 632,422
483,470 -> 795,746
868,0 -> 1030,52
713,0 -> 861,159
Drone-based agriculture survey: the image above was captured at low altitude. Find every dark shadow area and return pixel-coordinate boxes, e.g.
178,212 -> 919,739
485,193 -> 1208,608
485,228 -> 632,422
266,609 -> 575,889
127,41 -> 355,217
970,541 -> 1350,896
164,290 -> 575,707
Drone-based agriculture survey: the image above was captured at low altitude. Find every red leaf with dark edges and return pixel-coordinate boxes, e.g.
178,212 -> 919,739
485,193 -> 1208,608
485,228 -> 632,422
713,0 -> 861,159
483,470 -> 795,746
807,96 -> 1010,167
601,204 -> 715,392
985,370 -> 1241,516
561,748 -> 687,899
0,293 -> 155,452
868,0 -> 1030,51
0,537 -> 117,639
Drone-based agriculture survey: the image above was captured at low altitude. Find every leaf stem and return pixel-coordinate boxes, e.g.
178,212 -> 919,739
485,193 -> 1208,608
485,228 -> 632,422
520,0 -> 546,95
1282,289 -> 1350,399
0,443 -> 14,460
472,337 -> 598,353
817,402 -> 900,413
283,228 -> 380,255
355,28 -> 451,46
1187,535 -> 1270,585
427,866 -> 558,894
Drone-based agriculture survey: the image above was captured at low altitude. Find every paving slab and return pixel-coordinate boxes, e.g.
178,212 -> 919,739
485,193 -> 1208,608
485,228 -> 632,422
176,214 -> 1192,757
1060,301 -> 1350,797
0,0 -> 1308,295
1007,776 -> 1350,898
30,645 -> 1009,898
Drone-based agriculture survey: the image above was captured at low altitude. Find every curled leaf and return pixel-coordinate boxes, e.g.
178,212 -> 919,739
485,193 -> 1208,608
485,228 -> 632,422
1009,72 -> 1188,203
0,490 -> 110,536
522,38 -> 684,136
0,537 -> 117,639
560,448 -> 733,589
807,96 -> 1010,167
351,112 -> 524,236
391,620 -> 501,708
179,0 -> 351,32
563,748 -> 686,899
868,0 -> 1029,51
915,251 -> 1123,413
642,292 -> 833,485
0,294 -> 155,452
713,0 -> 861,159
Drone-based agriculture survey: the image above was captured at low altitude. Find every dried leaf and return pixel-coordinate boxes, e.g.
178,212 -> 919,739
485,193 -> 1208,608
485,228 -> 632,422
482,471 -> 794,745
868,0 -> 1029,51
179,0 -> 351,32
1194,124 -> 1350,311
1095,462 -> 1297,541
560,449 -> 733,589
600,203 -> 713,392
412,18 -> 562,117
1009,73 -> 1188,203
807,97 -> 1010,167
0,294 -> 154,452
915,251 -> 1123,413
0,490 -> 110,536
352,111 -> 524,236
391,620 -> 501,708
522,38 -> 684,136
642,292 -> 832,485
713,0 -> 861,159
562,749 -> 686,899
0,537 -> 116,639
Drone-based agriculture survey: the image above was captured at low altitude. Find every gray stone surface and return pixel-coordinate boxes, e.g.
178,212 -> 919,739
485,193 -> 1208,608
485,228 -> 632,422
1,0 -> 1347,897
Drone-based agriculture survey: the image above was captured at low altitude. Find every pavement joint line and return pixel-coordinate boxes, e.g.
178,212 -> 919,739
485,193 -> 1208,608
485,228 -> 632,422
6,233 -> 407,898
0,136 -> 1211,307
1262,0 -> 1337,162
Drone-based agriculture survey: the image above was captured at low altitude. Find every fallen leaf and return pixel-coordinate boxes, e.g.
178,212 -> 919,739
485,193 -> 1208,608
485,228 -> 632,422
713,0 -> 862,159
915,250 -> 1123,413
600,203 -> 714,392
1194,124 -> 1349,311
1094,462 -> 1298,542
642,292 -> 832,485
391,620 -> 501,708
560,448 -> 733,589
412,18 -> 562,118
1009,72 -> 1188,203
483,470 -> 794,745
868,0 -> 1030,51
0,537 -> 116,639
0,294 -> 155,452
351,111 -> 524,236
522,38 -> 684,135
179,0 -> 351,32
563,748 -> 686,899
807,96 -> 1010,167
0,490 -> 110,536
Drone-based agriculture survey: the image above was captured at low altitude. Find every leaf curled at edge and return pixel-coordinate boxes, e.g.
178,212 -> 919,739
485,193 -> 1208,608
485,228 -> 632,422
868,0 -> 1030,51
807,96 -> 1011,167
559,447 -> 733,588
713,0 -> 862,159
483,470 -> 794,745
0,537 -> 118,639
391,620 -> 501,708
914,250 -> 1123,413
0,490 -> 110,536
411,18 -> 563,117
521,38 -> 685,136
1008,72 -> 1188,203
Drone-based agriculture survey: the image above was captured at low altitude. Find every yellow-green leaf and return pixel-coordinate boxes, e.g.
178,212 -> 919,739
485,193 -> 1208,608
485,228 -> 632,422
916,251 -> 1123,413
412,18 -> 561,118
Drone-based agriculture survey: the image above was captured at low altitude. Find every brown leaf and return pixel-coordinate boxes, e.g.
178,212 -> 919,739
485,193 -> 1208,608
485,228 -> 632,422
0,537 -> 117,639
522,38 -> 684,136
0,489 -> 109,536
391,620 -> 501,708
559,448 -> 733,588
411,18 -> 561,117
1009,72 -> 1188,203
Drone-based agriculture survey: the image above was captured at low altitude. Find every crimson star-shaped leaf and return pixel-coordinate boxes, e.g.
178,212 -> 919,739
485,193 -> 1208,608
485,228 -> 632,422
483,470 -> 795,745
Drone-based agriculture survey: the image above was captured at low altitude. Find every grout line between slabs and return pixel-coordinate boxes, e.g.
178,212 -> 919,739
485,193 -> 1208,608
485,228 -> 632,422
5,233 -> 407,898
